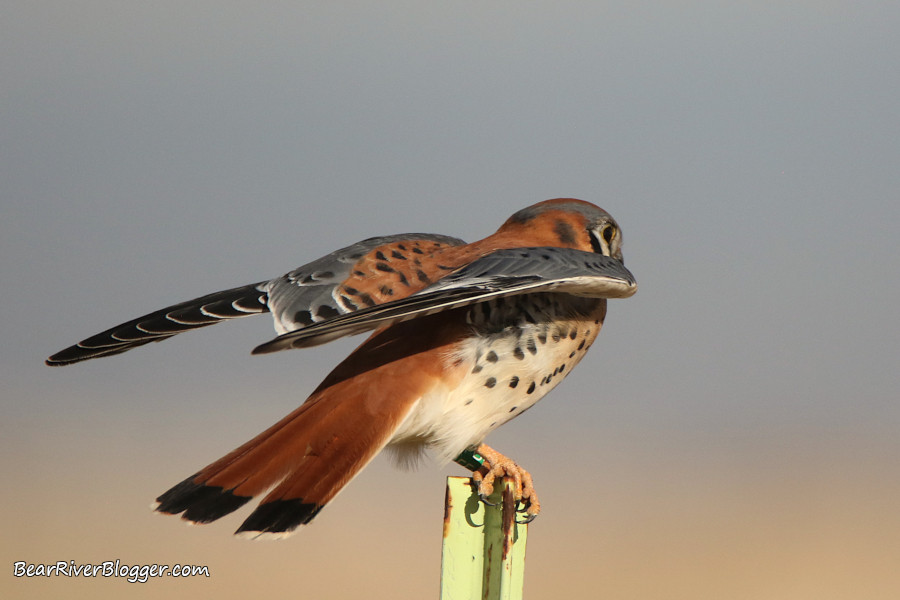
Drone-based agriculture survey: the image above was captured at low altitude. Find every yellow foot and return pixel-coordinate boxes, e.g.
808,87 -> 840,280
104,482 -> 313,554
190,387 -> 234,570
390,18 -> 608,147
471,443 -> 540,520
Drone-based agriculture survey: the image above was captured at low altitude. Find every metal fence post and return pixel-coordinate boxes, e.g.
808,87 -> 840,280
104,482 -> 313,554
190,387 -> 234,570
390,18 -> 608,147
440,476 -> 528,600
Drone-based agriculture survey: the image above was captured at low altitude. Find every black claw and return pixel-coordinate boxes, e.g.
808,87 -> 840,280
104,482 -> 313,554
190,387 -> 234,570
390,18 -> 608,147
479,493 -> 500,506
516,513 -> 538,525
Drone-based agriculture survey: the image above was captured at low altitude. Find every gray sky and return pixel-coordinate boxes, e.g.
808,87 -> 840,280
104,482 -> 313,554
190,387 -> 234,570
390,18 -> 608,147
2,2 -> 899,599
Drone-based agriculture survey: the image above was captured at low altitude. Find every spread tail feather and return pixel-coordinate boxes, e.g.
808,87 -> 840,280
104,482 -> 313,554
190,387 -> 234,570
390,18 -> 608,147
154,312 -> 463,538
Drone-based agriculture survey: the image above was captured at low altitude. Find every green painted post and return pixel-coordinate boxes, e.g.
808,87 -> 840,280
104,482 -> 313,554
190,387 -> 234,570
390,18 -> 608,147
440,476 -> 528,600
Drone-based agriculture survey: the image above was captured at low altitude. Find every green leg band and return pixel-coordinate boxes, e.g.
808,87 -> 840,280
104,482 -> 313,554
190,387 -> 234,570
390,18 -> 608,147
454,448 -> 485,472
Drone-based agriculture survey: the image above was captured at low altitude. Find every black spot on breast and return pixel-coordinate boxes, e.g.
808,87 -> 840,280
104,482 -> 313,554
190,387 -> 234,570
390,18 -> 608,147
509,406 -> 518,413
537,332 -> 547,344
577,339 -> 586,350
486,351 -> 498,363
490,422 -> 497,427
526,339 -> 537,355
375,251 -> 387,261
464,399 -> 473,406
552,332 -> 561,343
513,347 -> 525,360
416,269 -> 431,283
559,364 -> 566,372
569,329 -> 577,340
294,310 -> 314,326
554,219 -> 577,245
316,305 -> 339,319
485,377 -> 497,388
553,367 -> 559,375
379,285 -> 394,296
569,351 -> 576,358
376,263 -> 396,274
509,376 -> 519,388
527,382 -> 536,394
472,365 -> 483,374
391,250 -> 407,260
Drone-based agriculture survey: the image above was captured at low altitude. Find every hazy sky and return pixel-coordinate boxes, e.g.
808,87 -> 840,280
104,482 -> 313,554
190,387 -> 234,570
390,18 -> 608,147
2,2 -> 899,599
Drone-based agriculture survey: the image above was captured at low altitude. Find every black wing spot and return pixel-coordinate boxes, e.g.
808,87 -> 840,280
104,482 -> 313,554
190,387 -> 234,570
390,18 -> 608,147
376,263 -> 396,274
397,271 -> 410,287
356,292 -> 376,307
391,250 -> 407,260
375,251 -> 387,261
339,295 -> 359,311
416,269 -> 431,283
412,247 -> 424,254
397,244 -> 407,250
344,286 -> 360,295
294,310 -> 315,326
316,305 -> 340,320
379,285 -> 394,296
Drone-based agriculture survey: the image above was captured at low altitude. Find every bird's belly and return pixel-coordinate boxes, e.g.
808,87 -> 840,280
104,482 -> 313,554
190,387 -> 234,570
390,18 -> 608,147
389,293 -> 606,464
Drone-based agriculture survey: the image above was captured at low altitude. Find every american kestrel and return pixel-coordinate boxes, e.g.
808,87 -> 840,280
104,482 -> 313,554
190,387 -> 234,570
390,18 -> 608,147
47,198 -> 636,538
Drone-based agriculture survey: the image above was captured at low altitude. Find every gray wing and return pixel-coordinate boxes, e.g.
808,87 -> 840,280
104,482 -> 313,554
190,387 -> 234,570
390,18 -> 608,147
265,233 -> 465,334
252,247 -> 637,355
46,233 -> 466,366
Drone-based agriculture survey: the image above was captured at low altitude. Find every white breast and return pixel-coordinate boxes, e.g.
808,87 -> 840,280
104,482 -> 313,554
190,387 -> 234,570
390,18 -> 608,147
388,294 -> 606,465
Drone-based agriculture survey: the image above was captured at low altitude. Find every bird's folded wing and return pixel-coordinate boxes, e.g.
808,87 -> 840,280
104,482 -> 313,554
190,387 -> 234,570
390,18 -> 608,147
46,233 -> 467,366
252,247 -> 637,355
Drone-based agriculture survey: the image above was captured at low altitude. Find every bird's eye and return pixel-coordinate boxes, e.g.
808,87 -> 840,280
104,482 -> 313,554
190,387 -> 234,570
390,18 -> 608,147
602,224 -> 616,245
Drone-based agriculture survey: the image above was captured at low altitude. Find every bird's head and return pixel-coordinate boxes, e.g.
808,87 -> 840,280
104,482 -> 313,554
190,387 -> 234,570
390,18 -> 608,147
498,198 -> 625,263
